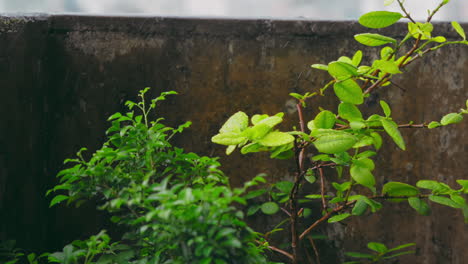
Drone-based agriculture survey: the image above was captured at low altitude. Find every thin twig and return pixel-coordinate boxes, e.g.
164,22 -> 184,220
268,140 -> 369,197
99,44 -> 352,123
267,244 -> 294,260
318,167 -> 327,211
398,123 -> 427,128
307,236 -> 321,264
397,0 -> 416,23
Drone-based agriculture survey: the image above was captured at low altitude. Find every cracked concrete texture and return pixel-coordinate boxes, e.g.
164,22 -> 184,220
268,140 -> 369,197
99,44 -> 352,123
0,15 -> 467,263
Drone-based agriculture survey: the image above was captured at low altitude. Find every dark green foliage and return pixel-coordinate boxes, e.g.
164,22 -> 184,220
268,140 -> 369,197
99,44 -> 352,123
46,88 -> 269,264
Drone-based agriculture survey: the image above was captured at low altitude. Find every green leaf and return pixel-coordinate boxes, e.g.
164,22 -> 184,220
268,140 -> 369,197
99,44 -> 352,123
356,150 -> 377,159
311,64 -> 328,71
226,145 -> 236,155
350,163 -> 375,188
382,250 -> 416,259
352,199 -> 368,216
428,121 -> 441,129
333,79 -> 364,105
258,131 -> 295,147
457,180 -> 468,193
251,114 -> 268,125
432,36 -> 447,43
314,110 -> 336,129
440,113 -> 463,125
388,243 -> 416,252
381,119 -> 406,150
50,195 -> 69,207
452,21 -> 466,40
429,195 -> 463,208
256,115 -> 284,128
354,33 -> 397,46
408,22 -> 433,40
373,60 -> 401,74
353,158 -> 375,170
289,93 -> 303,100
338,102 -> 363,121
359,11 -> 402,29
416,180 -> 451,194
382,182 -> 419,197
328,213 -> 351,223
305,170 -> 316,184
211,132 -> 246,146
345,252 -> 374,259
219,111 -> 248,133
313,132 -> 357,154
328,61 -> 358,80
275,181 -> 294,194
352,50 -> 363,66
261,202 -> 280,215
367,242 -> 388,253
370,132 -> 383,150
243,124 -> 271,140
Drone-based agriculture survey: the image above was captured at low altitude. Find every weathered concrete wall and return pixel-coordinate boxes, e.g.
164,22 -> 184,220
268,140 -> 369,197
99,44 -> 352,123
0,15 -> 467,263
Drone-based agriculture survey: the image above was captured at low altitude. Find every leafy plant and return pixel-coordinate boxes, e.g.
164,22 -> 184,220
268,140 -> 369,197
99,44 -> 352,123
344,242 -> 415,264
212,0 -> 468,263
46,88 -> 270,263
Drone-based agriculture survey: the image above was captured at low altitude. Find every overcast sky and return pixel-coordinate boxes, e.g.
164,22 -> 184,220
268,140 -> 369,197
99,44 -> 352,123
0,0 -> 466,21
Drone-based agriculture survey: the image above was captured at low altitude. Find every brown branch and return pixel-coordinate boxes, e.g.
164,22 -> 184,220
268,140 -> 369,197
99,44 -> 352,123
267,244 -> 294,260
318,167 -> 327,211
299,203 -> 350,240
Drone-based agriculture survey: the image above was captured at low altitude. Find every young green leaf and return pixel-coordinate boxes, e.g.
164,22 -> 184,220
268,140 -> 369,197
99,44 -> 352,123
367,242 -> 388,254
379,100 -> 392,117
333,79 -> 364,105
251,114 -> 268,125
428,121 -> 441,129
370,132 -> 383,150
352,199 -> 369,216
350,163 -> 375,188
408,22 -> 433,40
440,113 -> 463,125
354,33 -> 397,46
451,21 -> 466,40
416,180 -> 451,194
352,50 -> 363,66
50,195 -> 69,207
219,111 -> 248,133
338,102 -> 363,121
328,61 -> 358,80
381,119 -> 406,150
311,64 -> 329,71
359,11 -> 402,29
382,182 -> 419,197
429,195 -> 463,209
226,145 -> 236,155
457,180 -> 468,193
258,131 -> 294,147
328,213 -> 351,223
261,202 -> 280,215
313,132 -> 358,154
345,252 -> 374,259
211,132 -> 246,146
373,60 -> 401,74
314,110 -> 336,129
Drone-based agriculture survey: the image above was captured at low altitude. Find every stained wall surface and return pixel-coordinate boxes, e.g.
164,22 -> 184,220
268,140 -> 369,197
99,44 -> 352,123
0,15 -> 467,263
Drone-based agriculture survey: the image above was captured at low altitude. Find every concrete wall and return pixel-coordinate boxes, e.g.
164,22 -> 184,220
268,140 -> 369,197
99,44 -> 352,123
0,15 -> 467,263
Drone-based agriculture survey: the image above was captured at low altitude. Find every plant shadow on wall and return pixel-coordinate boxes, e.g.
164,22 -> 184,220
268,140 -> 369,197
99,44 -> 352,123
211,0 -> 468,263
